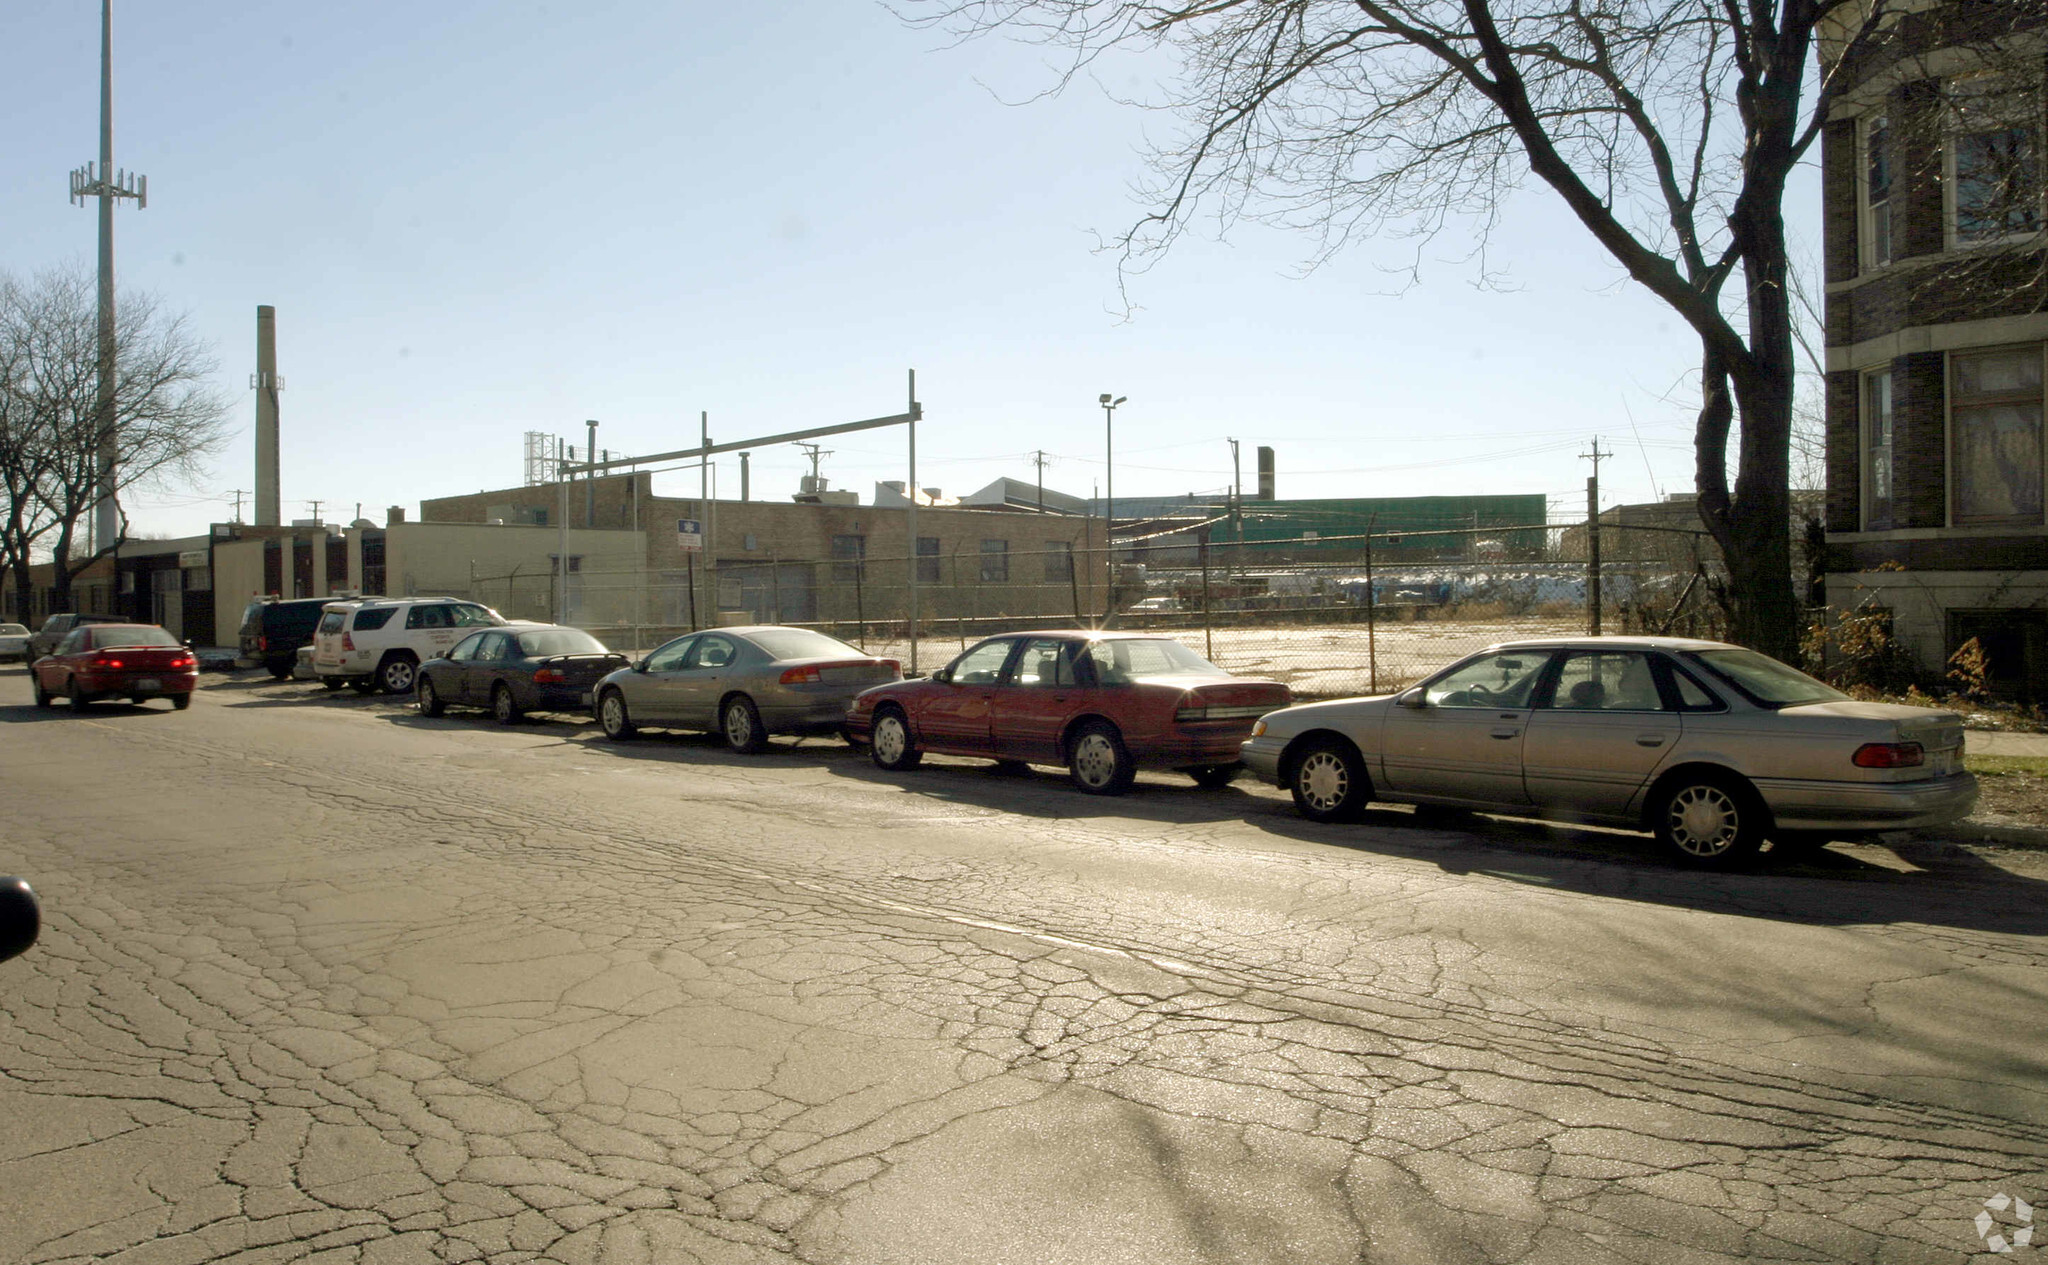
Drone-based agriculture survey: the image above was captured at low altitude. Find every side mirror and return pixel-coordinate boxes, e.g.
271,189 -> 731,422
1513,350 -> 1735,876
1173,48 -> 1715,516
931,667 -> 952,684
0,877 -> 40,965
633,659 -> 649,673
1396,687 -> 1426,709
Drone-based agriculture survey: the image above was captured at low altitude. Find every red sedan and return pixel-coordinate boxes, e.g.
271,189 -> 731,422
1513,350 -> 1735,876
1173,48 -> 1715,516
846,630 -> 1291,794
31,623 -> 198,712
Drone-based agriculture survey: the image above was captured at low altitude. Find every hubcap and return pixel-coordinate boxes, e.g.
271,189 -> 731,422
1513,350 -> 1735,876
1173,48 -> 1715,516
419,681 -> 435,710
495,689 -> 513,720
1073,734 -> 1117,786
384,661 -> 413,692
1668,785 -> 1740,856
602,695 -> 626,733
874,716 -> 906,763
1298,751 -> 1348,811
725,705 -> 751,746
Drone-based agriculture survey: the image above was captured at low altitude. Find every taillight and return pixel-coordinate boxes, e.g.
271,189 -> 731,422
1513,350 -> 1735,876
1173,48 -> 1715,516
1175,692 -> 1272,723
342,632 -> 355,652
533,668 -> 565,684
94,653 -> 124,669
171,655 -> 196,669
781,665 -> 821,685
256,634 -> 268,651
1853,742 -> 1924,769
881,659 -> 902,678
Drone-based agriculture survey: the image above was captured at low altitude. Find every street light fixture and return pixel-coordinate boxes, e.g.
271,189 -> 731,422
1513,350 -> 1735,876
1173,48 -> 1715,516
1099,393 -> 1126,616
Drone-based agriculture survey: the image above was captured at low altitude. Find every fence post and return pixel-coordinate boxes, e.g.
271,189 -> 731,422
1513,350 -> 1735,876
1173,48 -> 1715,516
1198,524 -> 1213,662
1364,517 -> 1378,693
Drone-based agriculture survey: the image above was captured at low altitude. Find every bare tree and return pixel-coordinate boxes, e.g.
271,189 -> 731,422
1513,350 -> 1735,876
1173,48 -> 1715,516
905,0 -> 2047,659
0,265 -> 230,619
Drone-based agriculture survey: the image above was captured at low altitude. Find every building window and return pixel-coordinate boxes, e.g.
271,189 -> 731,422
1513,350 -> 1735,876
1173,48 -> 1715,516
1948,77 -> 2043,246
1865,114 -> 1893,267
1951,345 -> 2044,526
979,539 -> 1010,583
1043,540 -> 1074,582
831,533 -> 866,583
916,536 -> 941,584
1864,369 -> 1895,530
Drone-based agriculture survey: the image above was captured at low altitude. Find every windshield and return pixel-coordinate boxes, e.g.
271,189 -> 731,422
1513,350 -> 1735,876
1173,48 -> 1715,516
1084,637 -> 1222,683
94,626 -> 180,648
516,629 -> 609,657
1685,648 -> 1847,708
746,628 -> 865,661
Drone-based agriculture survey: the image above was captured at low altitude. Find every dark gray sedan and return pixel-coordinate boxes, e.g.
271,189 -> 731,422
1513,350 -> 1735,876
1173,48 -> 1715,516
592,625 -> 901,752
415,625 -> 630,724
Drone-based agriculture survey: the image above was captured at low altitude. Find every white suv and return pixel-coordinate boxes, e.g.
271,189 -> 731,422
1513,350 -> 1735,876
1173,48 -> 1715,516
312,597 -> 506,694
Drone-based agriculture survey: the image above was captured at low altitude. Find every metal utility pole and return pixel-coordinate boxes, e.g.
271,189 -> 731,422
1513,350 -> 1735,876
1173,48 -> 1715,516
585,420 -> 599,526
1098,393 -> 1125,616
68,0 -> 147,556
795,442 -> 831,487
1228,437 -> 1244,560
304,500 -> 324,524
739,452 -> 751,502
1582,437 -> 1611,636
906,370 -> 920,673
227,489 -> 248,523
1033,450 -> 1048,513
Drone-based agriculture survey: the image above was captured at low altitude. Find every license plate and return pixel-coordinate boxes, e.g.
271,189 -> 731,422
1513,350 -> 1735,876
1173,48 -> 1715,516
134,678 -> 160,691
1930,749 -> 1958,776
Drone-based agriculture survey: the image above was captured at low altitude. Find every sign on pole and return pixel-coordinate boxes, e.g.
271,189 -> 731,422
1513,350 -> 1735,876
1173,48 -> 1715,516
676,518 -> 703,553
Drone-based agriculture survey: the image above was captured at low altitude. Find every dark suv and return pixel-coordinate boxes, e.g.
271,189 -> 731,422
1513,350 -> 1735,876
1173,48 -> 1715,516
27,612 -> 132,661
238,597 -> 338,680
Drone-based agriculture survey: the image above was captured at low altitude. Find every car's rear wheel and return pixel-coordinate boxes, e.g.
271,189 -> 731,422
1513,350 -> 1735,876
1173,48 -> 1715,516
1652,772 -> 1765,868
377,654 -> 418,695
321,677 -> 347,692
869,708 -> 921,771
351,679 -> 378,695
1067,720 -> 1135,796
417,676 -> 445,717
267,660 -> 294,681
721,695 -> 768,753
67,679 -> 90,712
1288,738 -> 1369,823
492,683 -> 523,725
171,693 -> 191,711
1187,763 -> 1241,789
598,690 -> 636,741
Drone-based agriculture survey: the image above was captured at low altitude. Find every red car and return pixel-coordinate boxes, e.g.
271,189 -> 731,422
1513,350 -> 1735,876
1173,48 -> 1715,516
846,630 -> 1291,794
31,623 -> 198,711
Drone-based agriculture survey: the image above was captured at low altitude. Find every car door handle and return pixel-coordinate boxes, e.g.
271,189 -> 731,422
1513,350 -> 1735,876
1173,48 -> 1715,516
1490,727 -> 1520,739
1635,734 -> 1668,747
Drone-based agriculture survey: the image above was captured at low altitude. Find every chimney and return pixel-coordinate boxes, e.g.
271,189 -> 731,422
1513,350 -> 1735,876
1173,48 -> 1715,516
254,306 -> 281,525
1256,446 -> 1275,500
386,506 -> 406,526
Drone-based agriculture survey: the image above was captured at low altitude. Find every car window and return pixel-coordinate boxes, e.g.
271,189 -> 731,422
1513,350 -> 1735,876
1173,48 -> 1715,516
1664,663 -> 1723,710
687,635 -> 739,669
1424,651 -> 1550,708
518,629 -> 607,657
1685,648 -> 1847,708
948,639 -> 1015,685
645,636 -> 694,672
57,629 -> 88,655
1013,638 -> 1078,687
95,626 -> 179,649
745,628 -> 863,660
318,611 -> 348,634
0,624 -> 26,636
352,608 -> 397,632
447,632 -> 488,662
478,633 -> 519,662
1081,637 -> 1219,684
407,604 -> 450,630
453,603 -> 501,627
1547,651 -> 1666,712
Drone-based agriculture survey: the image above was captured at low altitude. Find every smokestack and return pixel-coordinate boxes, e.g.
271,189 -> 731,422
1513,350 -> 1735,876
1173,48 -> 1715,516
254,305 -> 281,526
1256,446 -> 1275,500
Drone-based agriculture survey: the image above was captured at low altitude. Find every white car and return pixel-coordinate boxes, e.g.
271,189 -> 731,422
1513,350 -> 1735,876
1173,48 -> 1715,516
311,597 -> 506,695
0,623 -> 29,663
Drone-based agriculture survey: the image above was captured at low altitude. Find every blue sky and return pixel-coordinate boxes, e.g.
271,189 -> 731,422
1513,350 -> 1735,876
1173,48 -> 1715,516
5,1 -> 1820,539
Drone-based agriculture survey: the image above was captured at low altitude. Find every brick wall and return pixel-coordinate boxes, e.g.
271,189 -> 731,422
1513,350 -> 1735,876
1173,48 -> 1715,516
1893,350 -> 1948,528
1825,370 -> 1862,533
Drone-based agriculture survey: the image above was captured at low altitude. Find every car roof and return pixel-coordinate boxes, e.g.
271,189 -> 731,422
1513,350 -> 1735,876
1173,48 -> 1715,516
1479,635 -> 1737,653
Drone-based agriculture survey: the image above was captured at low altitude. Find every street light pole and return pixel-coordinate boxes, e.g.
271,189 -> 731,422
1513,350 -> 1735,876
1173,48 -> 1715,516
1098,393 -> 1125,616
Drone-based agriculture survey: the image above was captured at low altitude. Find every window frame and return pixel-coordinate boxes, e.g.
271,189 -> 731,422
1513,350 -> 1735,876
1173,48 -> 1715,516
1947,341 -> 2046,528
1863,367 -> 1896,530
978,539 -> 1010,584
1042,540 -> 1075,583
1863,113 -> 1893,269
1944,74 -> 2045,250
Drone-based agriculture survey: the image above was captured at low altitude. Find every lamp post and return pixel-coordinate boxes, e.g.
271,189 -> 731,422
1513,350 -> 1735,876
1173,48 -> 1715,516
1099,393 -> 1125,615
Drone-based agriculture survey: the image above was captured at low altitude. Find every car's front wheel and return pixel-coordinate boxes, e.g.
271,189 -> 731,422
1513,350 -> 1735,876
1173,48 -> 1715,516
721,695 -> 767,753
869,708 -> 921,771
267,660 -> 295,681
377,654 -> 418,695
1652,772 -> 1765,868
492,683 -> 523,725
67,679 -> 91,712
1288,738 -> 1369,823
417,676 -> 446,717
1067,720 -> 1135,796
598,690 -> 637,741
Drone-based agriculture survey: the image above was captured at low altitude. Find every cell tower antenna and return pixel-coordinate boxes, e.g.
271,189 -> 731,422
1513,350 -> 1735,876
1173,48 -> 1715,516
794,442 -> 831,482
524,431 -> 556,486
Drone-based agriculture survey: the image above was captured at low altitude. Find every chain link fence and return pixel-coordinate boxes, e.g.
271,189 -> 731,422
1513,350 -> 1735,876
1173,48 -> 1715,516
397,525 -> 1726,699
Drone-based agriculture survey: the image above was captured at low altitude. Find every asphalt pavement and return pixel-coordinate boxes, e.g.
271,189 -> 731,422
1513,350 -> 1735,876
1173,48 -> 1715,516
1,669 -> 2044,1264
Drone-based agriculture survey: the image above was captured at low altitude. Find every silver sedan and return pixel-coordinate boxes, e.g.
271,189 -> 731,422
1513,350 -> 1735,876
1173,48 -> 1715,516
1241,635 -> 1979,867
592,625 -> 902,753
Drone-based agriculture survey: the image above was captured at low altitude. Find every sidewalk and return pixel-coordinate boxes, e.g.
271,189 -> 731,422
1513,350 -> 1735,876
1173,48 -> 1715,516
1966,729 -> 2048,757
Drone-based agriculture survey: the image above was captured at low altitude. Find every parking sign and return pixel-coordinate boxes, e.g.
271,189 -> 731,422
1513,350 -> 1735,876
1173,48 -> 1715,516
677,518 -> 703,552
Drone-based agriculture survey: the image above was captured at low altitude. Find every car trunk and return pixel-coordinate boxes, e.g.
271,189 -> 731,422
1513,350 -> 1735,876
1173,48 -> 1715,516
539,653 -> 631,688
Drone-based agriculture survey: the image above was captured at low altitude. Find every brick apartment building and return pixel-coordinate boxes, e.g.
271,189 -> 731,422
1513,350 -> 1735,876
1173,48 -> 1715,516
1821,2 -> 2048,697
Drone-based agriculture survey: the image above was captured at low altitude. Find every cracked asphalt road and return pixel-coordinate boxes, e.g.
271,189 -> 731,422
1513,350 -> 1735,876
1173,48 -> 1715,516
1,670 -> 2044,1264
